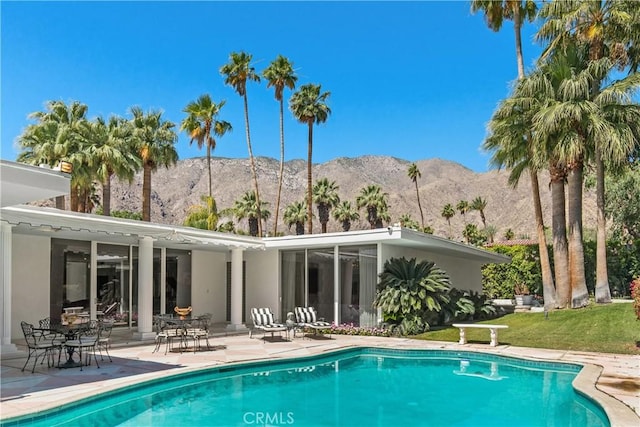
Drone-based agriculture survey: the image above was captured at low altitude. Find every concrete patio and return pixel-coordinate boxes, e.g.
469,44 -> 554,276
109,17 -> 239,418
1,332 -> 638,424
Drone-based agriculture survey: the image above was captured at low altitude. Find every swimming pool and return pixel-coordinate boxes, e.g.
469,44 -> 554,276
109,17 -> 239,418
1,348 -> 609,426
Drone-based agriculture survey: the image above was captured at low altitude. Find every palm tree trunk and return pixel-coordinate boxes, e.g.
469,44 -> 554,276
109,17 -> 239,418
513,5 -> 525,79
567,163 -> 589,308
243,93 -> 262,237
143,163 -> 151,222
306,121 -> 314,234
414,181 -> 424,229
342,220 -> 350,232
70,183 -> 79,212
55,196 -> 65,210
550,168 -> 570,308
207,144 -> 212,200
274,98 -> 285,236
594,151 -> 611,303
103,173 -> 112,216
529,170 -> 556,309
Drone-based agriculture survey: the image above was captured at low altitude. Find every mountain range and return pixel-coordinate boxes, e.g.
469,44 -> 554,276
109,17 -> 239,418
105,155 -> 597,240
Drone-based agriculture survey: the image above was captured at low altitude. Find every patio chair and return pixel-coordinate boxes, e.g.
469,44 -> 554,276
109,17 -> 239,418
97,321 -> 114,362
20,321 -> 63,373
249,308 -> 287,340
64,320 -> 100,371
294,307 -> 332,338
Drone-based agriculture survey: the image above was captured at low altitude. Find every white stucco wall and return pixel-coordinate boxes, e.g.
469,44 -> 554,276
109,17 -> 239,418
244,249 -> 279,321
381,245 -> 486,293
12,234 -> 51,340
191,250 -> 227,323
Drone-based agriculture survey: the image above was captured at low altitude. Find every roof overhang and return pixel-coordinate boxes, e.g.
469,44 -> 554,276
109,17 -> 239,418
0,160 -> 70,207
0,205 -> 264,252
264,226 -> 510,264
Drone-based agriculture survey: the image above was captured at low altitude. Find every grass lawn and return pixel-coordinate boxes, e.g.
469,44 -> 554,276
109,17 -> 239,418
414,302 -> 640,355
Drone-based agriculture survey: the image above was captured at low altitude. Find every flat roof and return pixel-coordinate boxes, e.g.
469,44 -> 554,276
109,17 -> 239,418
0,160 -> 70,207
264,226 -> 510,264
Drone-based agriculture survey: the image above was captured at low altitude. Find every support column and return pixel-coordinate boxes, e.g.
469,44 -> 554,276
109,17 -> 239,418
134,236 -> 155,340
0,223 -> 19,356
226,247 -> 246,331
333,245 -> 340,325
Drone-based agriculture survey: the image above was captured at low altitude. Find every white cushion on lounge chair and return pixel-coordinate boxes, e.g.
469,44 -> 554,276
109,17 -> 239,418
250,308 -> 287,340
294,307 -> 331,329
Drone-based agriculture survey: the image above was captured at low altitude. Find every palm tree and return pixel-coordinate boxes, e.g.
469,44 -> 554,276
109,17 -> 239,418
332,201 -> 360,232
233,190 -> 269,237
129,106 -> 178,222
470,196 -> 488,229
289,83 -> 331,234
441,203 -> 455,238
537,0 -> 640,303
283,201 -> 308,235
398,214 -> 420,230
81,116 -> 139,216
220,51 -> 263,236
504,228 -> 516,240
184,196 -> 219,231
471,0 -> 538,78
17,100 -> 89,210
473,0 -> 556,309
312,178 -> 340,233
180,94 -> 232,200
263,55 -> 297,236
356,184 -> 387,229
456,200 -> 469,222
484,224 -> 498,244
407,163 -> 425,229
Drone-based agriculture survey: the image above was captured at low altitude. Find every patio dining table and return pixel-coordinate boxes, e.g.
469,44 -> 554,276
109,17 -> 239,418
50,322 -> 91,368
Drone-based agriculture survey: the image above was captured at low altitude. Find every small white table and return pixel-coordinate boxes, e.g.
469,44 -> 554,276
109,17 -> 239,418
452,323 -> 509,347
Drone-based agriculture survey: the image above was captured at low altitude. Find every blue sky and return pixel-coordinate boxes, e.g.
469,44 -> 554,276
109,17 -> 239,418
1,1 -> 544,172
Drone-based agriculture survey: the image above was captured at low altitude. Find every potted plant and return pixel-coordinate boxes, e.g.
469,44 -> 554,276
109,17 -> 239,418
514,283 -> 533,306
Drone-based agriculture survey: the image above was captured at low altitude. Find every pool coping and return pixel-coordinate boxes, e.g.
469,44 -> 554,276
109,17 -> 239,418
1,337 -> 638,425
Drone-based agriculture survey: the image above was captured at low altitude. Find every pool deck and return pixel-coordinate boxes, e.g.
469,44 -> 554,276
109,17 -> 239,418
1,333 -> 638,424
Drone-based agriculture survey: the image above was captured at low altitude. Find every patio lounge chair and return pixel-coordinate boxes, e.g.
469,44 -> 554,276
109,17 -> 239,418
249,308 -> 287,340
294,307 -> 332,337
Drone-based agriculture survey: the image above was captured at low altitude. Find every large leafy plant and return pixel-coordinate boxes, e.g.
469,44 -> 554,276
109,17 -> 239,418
373,257 -> 451,335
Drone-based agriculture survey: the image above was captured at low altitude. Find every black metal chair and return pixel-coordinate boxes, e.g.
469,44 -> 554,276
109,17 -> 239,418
97,321 -> 114,362
20,321 -> 63,373
64,320 -> 100,371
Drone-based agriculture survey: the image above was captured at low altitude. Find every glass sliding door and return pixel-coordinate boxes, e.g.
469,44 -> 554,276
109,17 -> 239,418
280,250 -> 305,320
50,239 -> 91,323
96,244 -> 131,325
166,249 -> 191,312
338,245 -> 377,327
307,248 -> 334,322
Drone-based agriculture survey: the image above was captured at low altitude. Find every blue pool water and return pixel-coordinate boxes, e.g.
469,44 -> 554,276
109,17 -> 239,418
2,348 -> 608,427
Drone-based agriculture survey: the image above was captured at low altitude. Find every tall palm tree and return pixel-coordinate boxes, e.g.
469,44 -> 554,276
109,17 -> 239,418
283,201 -> 308,235
233,190 -> 270,237
180,94 -> 232,200
356,184 -> 387,229
220,51 -> 263,236
18,100 -> 89,210
441,203 -> 455,238
332,201 -> 360,232
81,116 -> 139,216
473,0 -> 555,309
456,200 -> 469,222
470,196 -> 488,229
129,106 -> 178,222
471,0 -> 538,78
407,163 -> 425,229
312,178 -> 340,233
537,0 -> 640,303
289,83 -> 331,234
263,55 -> 297,236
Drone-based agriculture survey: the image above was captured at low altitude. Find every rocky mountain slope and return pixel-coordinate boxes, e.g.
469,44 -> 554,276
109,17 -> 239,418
106,155 -> 597,239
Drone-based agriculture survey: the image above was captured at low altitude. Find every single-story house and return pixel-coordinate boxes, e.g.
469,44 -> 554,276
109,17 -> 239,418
0,160 -> 509,357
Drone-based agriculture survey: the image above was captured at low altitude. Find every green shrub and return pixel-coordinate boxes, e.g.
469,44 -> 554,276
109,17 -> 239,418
482,245 -> 542,299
